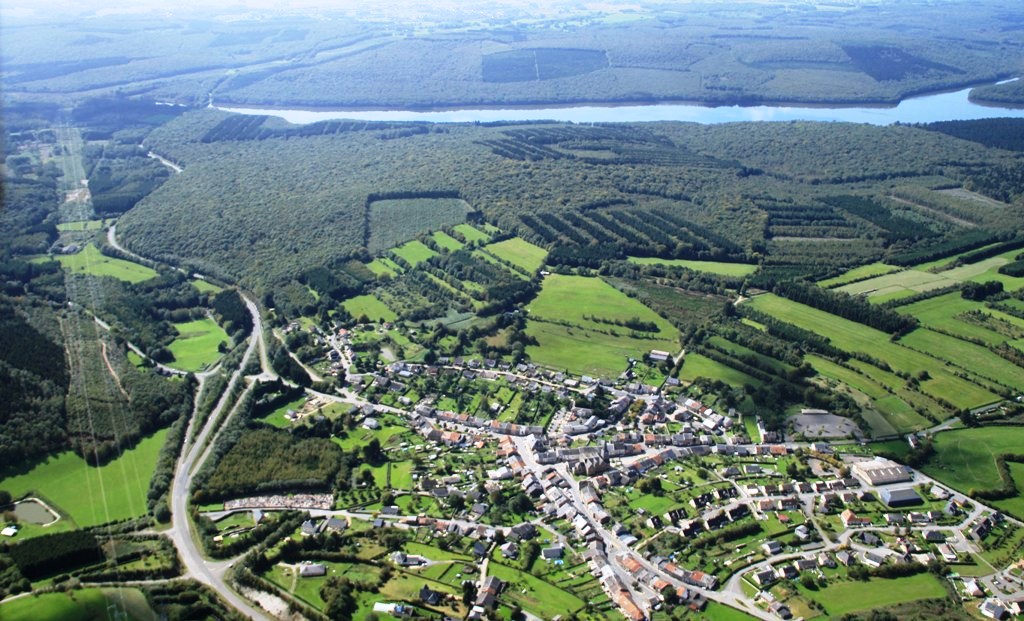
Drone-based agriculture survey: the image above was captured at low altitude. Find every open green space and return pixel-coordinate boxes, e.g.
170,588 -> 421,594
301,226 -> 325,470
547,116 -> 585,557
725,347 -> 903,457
453,223 -> 490,244
922,426 -> 1024,495
0,429 -> 168,528
431,230 -> 465,251
679,353 -> 763,388
627,257 -> 758,277
343,294 -> 398,323
488,562 -> 586,619
993,461 -> 1024,519
56,219 -> 107,232
896,292 -> 1015,346
798,573 -> 946,617
366,257 -> 403,278
166,317 -> 229,372
392,240 -> 438,267
898,328 -> 1024,389
525,274 -> 679,376
45,243 -> 157,283
484,237 -> 548,272
745,293 -> 998,410
0,588 -> 156,621
191,279 -> 222,294
838,248 -> 1024,299
817,262 -> 900,288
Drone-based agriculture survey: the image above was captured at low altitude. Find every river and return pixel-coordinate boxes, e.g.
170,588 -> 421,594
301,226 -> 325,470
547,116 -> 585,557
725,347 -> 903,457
215,80 -> 1024,126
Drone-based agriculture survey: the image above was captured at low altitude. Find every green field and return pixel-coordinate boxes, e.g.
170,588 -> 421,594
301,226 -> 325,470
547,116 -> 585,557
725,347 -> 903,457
488,562 -> 586,619
627,257 -> 758,277
746,294 -> 998,410
524,274 -> 679,376
484,237 -> 548,272
0,588 -> 156,621
896,293 -> 1016,346
166,317 -> 230,372
366,257 -> 403,277
56,219 -> 107,232
0,429 -> 168,528
922,426 -> 1024,495
679,353 -> 763,388
191,279 -> 222,294
817,262 -> 900,288
799,573 -> 946,617
343,294 -> 398,322
46,244 -> 157,283
431,230 -> 464,251
898,328 -> 1024,389
838,248 -> 1024,299
453,223 -> 490,244
392,240 -> 438,267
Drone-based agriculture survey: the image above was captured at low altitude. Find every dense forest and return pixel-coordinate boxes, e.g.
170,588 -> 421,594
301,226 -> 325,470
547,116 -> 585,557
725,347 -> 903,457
117,109 -> 1024,295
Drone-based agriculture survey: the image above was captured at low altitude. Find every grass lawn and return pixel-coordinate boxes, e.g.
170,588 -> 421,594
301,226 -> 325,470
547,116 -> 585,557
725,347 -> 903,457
0,429 -> 168,529
627,257 -> 758,277
167,317 -> 229,372
343,294 -> 398,323
525,320 -> 670,378
817,262 -> 900,288
923,426 -> 1024,495
679,353 -> 763,388
484,237 -> 548,272
191,279 -> 222,294
453,223 -> 490,244
801,573 -> 946,617
47,243 -> 157,283
392,240 -> 438,267
745,294 -> 997,410
0,588 -> 156,621
431,230 -> 465,251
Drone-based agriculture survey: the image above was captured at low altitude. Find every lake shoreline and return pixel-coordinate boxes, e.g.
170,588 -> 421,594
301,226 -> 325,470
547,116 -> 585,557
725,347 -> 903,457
210,74 -> 1020,116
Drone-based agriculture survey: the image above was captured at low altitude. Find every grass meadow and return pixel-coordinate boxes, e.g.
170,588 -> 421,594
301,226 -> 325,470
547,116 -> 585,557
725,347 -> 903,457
922,426 -> 1024,494
48,243 -> 157,283
167,317 -> 229,372
524,274 -> 679,376
431,230 -> 464,251
797,573 -> 946,617
483,237 -> 548,272
0,429 -> 168,529
453,223 -> 490,244
626,257 -> 758,277
679,353 -> 764,388
0,588 -> 156,621
392,240 -> 438,267
343,294 -> 397,322
817,262 -> 900,288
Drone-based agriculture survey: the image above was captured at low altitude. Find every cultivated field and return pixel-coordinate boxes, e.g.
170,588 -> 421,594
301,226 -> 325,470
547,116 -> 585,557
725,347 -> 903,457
817,262 -> 900,288
167,317 -> 230,372
746,294 -> 998,411
837,248 -> 1024,299
48,243 -> 157,283
343,294 -> 397,322
483,237 -> 548,272
627,257 -> 758,277
0,429 -> 168,528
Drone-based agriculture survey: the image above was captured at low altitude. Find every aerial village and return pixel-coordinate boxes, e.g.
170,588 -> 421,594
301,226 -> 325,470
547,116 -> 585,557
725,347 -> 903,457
186,318 -> 1024,621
